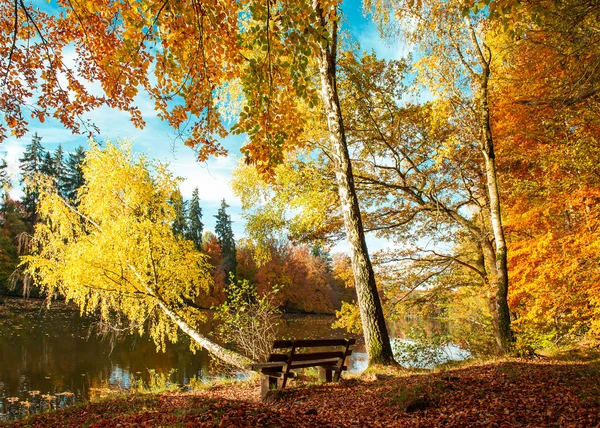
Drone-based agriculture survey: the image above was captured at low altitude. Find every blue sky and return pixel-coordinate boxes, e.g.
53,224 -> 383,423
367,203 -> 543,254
1,0 -> 407,253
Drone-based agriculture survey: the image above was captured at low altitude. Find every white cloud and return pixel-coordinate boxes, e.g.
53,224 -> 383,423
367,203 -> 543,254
173,156 -> 239,207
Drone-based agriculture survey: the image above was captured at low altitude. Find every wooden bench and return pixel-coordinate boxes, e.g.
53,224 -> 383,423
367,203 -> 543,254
249,338 -> 356,398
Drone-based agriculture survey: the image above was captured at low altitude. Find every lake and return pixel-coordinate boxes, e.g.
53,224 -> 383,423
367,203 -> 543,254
0,297 -> 469,421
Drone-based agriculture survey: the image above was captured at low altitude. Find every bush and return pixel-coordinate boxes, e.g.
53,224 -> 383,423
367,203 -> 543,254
214,279 -> 281,362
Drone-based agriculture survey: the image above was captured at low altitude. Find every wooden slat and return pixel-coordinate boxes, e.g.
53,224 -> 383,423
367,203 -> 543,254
289,359 -> 340,369
267,353 -> 288,363
291,339 -> 349,348
272,340 -> 294,349
272,338 -> 355,349
289,351 -> 344,362
249,362 -> 285,370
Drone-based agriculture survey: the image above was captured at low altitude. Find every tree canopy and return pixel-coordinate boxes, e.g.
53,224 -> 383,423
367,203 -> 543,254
24,141 -> 253,369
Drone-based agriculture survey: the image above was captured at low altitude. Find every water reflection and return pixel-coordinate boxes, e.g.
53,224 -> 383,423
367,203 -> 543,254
0,299 -> 468,421
0,299 -> 212,421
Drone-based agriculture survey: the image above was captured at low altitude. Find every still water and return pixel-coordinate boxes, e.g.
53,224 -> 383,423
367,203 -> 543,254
0,298 -> 469,421
0,298 -> 369,421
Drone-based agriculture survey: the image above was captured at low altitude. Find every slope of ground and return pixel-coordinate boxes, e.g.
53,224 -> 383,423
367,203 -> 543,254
4,356 -> 600,427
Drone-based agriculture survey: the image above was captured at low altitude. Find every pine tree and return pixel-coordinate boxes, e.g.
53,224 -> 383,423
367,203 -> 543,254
63,146 -> 86,202
40,151 -> 53,176
214,199 -> 236,280
40,145 -> 66,189
19,133 -> 46,221
185,187 -> 203,251
170,189 -> 187,238
0,158 -> 10,194
52,145 -> 66,197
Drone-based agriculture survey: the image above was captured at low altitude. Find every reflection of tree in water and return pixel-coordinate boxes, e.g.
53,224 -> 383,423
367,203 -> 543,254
0,298 -> 211,421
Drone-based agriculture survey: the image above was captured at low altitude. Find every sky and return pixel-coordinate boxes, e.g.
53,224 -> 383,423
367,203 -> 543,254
1,0 -> 408,254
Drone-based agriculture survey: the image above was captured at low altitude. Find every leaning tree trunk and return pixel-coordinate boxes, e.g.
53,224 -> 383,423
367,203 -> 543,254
466,18 -> 513,353
313,1 -> 396,366
156,298 -> 257,370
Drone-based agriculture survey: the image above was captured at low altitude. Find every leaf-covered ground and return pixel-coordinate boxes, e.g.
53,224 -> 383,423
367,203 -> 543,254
4,358 -> 600,427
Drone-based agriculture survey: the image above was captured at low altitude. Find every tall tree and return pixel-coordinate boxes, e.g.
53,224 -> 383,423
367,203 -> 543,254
63,146 -> 86,202
364,0 -> 513,352
0,158 -> 9,193
40,151 -> 54,176
307,2 -> 395,364
186,187 -> 204,251
215,199 -> 237,281
0,0 -> 395,366
25,142 -> 254,369
52,144 -> 66,197
170,188 -> 187,238
39,145 -> 66,196
19,133 -> 46,221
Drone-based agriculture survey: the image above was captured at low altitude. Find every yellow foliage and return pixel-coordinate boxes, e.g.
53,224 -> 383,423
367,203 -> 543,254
25,141 -> 213,352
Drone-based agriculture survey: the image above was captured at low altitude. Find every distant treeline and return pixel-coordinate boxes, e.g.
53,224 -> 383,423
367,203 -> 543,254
0,134 -> 353,314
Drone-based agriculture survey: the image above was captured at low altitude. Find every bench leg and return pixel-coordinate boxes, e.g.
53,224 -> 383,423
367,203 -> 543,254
333,369 -> 342,382
318,367 -> 333,382
260,375 -> 279,399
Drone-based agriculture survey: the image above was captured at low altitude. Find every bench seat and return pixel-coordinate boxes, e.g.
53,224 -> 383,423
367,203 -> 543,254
248,338 -> 356,398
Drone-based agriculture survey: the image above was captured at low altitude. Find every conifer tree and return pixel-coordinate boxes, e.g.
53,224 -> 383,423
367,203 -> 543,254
0,158 -> 9,194
170,189 -> 187,238
40,151 -> 54,177
63,146 -> 86,202
19,133 -> 46,221
52,145 -> 66,197
214,199 -> 236,280
185,187 -> 203,251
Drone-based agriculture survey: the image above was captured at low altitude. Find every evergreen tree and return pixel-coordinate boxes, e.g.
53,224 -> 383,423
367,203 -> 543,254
40,145 -> 66,194
19,133 -> 46,221
63,146 -> 86,202
185,187 -> 203,251
52,145 -> 66,197
40,151 -> 54,176
170,189 -> 187,238
0,158 -> 10,194
214,199 -> 236,280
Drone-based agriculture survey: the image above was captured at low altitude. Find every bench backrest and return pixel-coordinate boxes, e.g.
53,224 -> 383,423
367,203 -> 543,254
267,338 -> 356,367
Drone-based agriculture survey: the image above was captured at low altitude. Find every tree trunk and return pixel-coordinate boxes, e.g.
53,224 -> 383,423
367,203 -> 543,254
481,149 -> 512,353
156,299 -> 256,370
313,2 -> 396,366
467,18 -> 513,353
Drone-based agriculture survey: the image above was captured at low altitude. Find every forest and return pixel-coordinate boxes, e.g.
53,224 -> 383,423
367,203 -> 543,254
0,0 -> 599,425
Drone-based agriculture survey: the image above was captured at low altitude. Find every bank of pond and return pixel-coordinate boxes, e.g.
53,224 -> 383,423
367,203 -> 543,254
0,298 -> 470,422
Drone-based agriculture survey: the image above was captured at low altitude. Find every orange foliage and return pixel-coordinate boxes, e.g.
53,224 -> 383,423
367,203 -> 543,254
492,11 -> 600,345
235,243 -> 348,314
200,233 -> 226,307
0,0 -> 315,171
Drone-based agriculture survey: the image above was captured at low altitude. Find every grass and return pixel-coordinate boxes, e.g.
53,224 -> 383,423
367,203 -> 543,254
538,346 -> 600,362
